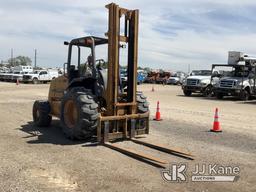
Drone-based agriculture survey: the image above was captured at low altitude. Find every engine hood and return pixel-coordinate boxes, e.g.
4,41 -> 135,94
169,77 -> 179,80
220,77 -> 246,82
187,75 -> 211,81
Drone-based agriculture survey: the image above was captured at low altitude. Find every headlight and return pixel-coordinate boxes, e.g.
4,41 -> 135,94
200,80 -> 208,86
236,82 -> 244,88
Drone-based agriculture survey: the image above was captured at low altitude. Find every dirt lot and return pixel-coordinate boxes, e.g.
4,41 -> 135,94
0,82 -> 255,192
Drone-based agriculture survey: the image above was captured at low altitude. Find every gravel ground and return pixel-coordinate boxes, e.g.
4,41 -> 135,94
0,82 -> 255,192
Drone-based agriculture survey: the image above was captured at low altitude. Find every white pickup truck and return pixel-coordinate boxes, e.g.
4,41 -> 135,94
22,70 -> 59,84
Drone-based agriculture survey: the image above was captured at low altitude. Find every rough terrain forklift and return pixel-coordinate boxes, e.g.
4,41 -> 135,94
33,3 -> 193,167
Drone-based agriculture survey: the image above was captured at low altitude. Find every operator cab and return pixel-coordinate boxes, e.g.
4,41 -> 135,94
64,36 -> 108,81
64,36 -> 108,95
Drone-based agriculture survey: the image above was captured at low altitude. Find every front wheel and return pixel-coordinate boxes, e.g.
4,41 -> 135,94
183,90 -> 192,96
137,92 -> 149,113
240,89 -> 250,101
60,87 -> 99,140
203,85 -> 213,97
33,78 -> 39,84
176,81 -> 181,86
136,92 -> 149,130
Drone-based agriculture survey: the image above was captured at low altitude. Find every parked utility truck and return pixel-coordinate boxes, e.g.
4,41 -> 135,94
182,70 -> 219,96
213,51 -> 256,100
23,70 -> 59,84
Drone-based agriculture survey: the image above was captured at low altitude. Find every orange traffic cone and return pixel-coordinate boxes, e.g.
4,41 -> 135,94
16,79 -> 19,85
152,86 -> 155,92
211,108 -> 222,132
154,101 -> 162,121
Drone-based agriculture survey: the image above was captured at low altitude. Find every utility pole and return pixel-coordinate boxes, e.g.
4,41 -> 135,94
11,48 -> 13,66
34,49 -> 37,68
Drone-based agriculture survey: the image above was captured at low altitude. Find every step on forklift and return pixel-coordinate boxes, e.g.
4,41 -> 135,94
32,3 -> 193,168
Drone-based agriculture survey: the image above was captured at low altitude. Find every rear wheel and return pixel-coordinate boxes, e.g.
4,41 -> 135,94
33,100 -> 52,127
60,87 -> 99,140
183,90 -> 192,96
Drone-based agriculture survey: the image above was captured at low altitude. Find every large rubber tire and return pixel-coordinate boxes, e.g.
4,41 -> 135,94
203,85 -> 213,97
137,92 -> 149,113
33,100 -> 52,127
240,89 -> 250,101
177,81 -> 181,86
136,92 -> 149,130
183,90 -> 192,96
33,78 -> 39,84
60,87 -> 99,140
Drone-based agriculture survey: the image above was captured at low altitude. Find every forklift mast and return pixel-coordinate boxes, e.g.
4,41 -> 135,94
105,3 -> 139,117
95,3 -> 149,143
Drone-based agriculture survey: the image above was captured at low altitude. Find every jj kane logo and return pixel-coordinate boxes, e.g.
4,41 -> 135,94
161,163 -> 240,182
161,163 -> 187,182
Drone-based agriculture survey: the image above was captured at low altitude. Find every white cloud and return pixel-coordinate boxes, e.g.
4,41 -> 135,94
0,0 -> 256,72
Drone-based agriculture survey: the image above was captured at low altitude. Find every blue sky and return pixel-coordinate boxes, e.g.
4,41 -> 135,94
0,0 -> 256,72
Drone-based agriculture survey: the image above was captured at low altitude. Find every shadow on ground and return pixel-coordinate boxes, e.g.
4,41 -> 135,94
19,120 -> 97,146
177,94 -> 204,98
19,121 -> 175,168
237,100 -> 256,105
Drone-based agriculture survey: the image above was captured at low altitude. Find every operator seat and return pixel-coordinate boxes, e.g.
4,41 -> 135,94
69,65 -> 79,81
